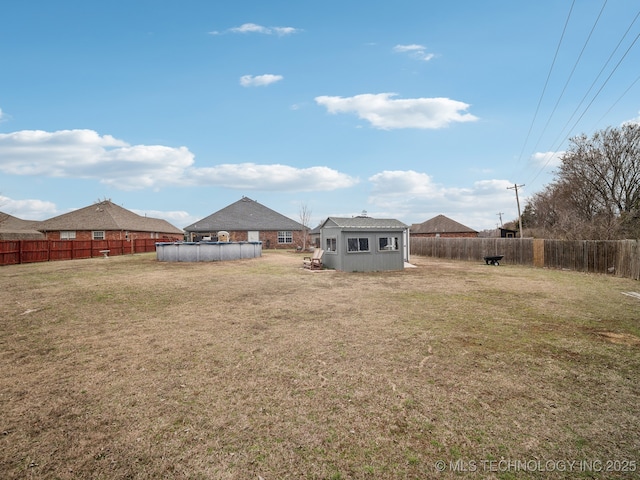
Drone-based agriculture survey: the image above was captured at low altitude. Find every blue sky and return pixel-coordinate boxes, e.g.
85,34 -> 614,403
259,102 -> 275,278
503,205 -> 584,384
1,1 -> 639,231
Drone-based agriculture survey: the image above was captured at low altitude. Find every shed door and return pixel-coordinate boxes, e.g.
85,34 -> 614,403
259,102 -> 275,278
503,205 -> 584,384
248,231 -> 260,242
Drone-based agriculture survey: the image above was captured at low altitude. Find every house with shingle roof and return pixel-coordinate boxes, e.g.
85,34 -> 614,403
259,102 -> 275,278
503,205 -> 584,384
183,197 -> 304,249
34,200 -> 183,242
0,212 -> 46,240
320,215 -> 409,272
410,214 -> 478,238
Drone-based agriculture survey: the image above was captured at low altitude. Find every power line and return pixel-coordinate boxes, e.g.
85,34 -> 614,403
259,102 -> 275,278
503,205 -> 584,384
527,0 -> 608,157
569,28 -> 640,130
538,7 -> 640,158
527,26 -> 640,187
523,3 -> 640,188
593,72 -> 640,127
515,0 -> 576,166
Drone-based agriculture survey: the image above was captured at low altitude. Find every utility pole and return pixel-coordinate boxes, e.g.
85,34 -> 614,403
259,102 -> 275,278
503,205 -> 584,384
497,212 -> 504,228
507,184 -> 525,238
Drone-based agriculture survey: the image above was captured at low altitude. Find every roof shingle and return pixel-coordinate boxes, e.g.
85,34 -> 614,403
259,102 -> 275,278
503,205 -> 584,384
34,201 -> 183,234
184,197 -> 304,232
0,212 -> 45,239
322,216 -> 408,229
410,214 -> 477,234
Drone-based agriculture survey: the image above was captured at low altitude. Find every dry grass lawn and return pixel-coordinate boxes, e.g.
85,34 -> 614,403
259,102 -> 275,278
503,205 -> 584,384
1,251 -> 639,479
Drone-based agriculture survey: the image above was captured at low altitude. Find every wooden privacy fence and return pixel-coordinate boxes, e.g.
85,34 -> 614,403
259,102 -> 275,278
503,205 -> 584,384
410,237 -> 640,281
410,237 -> 534,266
0,239 -> 161,266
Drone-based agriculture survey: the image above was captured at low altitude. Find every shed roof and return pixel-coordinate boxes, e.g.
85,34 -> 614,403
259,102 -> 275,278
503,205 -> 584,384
184,197 -> 304,232
410,214 -> 477,234
321,216 -> 408,230
34,201 -> 183,234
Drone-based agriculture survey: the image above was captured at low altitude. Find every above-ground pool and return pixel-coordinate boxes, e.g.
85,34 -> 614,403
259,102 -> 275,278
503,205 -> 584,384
156,242 -> 262,262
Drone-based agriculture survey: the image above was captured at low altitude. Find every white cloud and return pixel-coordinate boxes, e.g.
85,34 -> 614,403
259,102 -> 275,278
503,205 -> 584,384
393,44 -> 425,53
0,105 -> 12,123
230,23 -> 269,34
0,195 -> 58,220
0,129 -> 194,191
189,163 -> 358,191
0,129 -> 358,193
369,170 -> 442,198
240,74 -> 283,87
393,44 -> 436,62
367,170 -> 516,229
315,93 -> 478,130
272,26 -> 299,36
217,23 -> 301,36
531,151 -> 563,169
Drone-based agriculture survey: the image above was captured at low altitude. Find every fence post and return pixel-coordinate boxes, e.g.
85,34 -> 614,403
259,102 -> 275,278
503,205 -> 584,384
533,239 -> 544,268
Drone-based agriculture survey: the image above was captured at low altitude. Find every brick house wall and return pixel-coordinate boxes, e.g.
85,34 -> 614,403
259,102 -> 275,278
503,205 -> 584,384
225,230 -> 305,249
43,230 -> 182,241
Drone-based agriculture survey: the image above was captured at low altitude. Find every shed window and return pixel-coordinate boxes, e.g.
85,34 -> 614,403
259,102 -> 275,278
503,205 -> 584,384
60,231 -> 76,240
278,231 -> 293,244
325,237 -> 337,252
379,236 -> 399,251
92,231 -> 105,240
347,237 -> 369,252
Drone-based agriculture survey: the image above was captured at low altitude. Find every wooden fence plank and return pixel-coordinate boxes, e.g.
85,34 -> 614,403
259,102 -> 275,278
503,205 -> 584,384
19,240 -> 50,263
0,239 -> 165,266
0,240 -> 21,265
410,237 -> 639,280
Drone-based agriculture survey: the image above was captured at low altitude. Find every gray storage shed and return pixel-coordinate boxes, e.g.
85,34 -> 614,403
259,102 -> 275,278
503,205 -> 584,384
320,216 -> 409,272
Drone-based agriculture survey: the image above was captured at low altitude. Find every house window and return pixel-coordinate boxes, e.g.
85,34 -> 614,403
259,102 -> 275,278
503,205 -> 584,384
347,237 -> 369,252
92,231 -> 105,240
378,236 -> 399,251
325,237 -> 337,252
278,231 -> 293,244
60,231 -> 76,240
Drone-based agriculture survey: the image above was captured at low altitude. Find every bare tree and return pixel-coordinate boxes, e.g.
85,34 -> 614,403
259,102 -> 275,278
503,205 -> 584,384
525,181 -> 615,239
299,202 -> 312,250
524,123 -> 640,239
